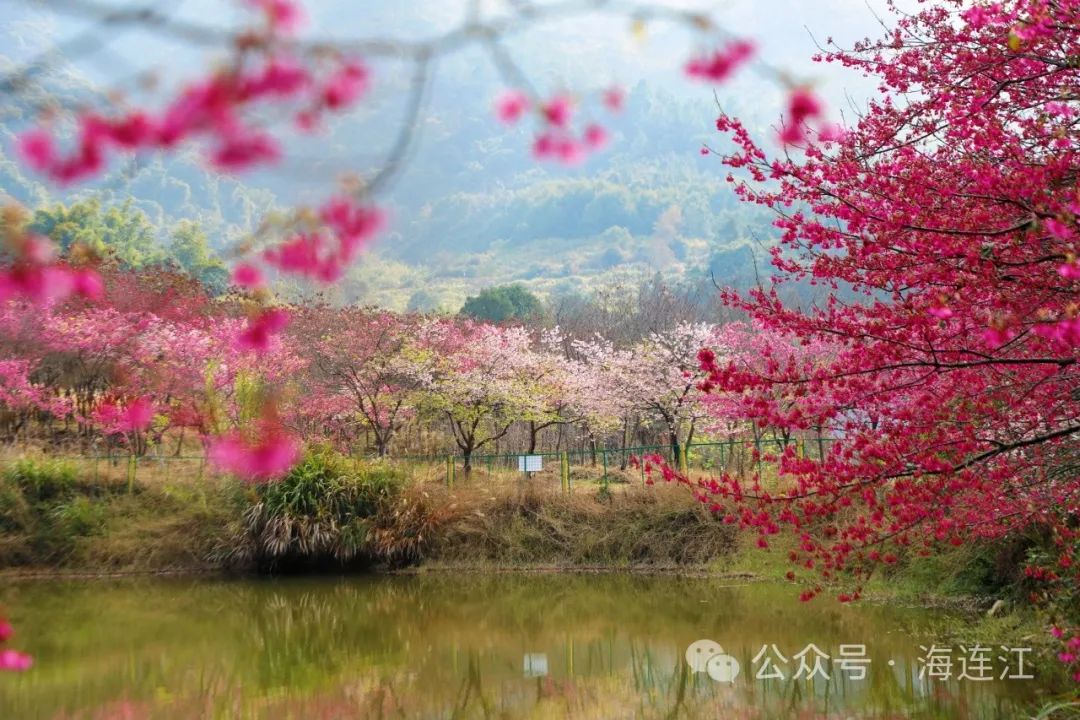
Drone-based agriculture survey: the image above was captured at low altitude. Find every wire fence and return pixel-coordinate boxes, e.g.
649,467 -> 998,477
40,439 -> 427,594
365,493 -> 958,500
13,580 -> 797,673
0,451 -> 211,492
0,437 -> 835,492
391,437 -> 836,490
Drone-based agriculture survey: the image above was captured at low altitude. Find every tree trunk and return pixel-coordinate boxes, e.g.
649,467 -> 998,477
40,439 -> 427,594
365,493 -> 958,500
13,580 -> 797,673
528,420 -> 539,455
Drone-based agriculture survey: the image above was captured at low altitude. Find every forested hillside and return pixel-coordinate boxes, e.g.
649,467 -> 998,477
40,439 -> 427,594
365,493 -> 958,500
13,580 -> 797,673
0,35 -> 776,311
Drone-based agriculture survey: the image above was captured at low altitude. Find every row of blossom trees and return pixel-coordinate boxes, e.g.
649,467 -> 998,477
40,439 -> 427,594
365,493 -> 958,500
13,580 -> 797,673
1,261 -> 803,469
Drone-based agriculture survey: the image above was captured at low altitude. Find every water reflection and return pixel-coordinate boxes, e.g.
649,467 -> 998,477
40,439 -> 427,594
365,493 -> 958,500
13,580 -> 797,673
0,574 -> 1046,719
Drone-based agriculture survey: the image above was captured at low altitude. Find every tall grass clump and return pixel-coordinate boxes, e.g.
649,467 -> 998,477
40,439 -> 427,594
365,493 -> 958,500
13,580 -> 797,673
221,450 -> 410,570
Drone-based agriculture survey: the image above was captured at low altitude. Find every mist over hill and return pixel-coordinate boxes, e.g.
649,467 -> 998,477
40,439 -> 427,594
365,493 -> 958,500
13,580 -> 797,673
0,0 -> 888,311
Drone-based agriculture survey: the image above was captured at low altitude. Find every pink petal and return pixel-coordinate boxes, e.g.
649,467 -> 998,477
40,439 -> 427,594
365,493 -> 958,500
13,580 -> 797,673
231,263 -> 265,289
495,90 -> 530,124
0,649 -> 33,672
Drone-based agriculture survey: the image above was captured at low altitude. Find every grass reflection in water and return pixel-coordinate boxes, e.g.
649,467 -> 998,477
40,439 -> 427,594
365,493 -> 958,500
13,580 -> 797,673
0,573 -> 1047,719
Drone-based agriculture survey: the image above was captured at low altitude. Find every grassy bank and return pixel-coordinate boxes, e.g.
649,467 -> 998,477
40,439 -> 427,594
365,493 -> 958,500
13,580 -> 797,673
0,457 -> 232,574
0,452 -> 1070,629
0,452 -> 737,575
0,452 -> 1064,599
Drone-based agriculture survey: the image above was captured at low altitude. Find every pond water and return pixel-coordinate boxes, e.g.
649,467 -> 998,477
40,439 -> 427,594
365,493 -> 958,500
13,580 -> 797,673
0,573 -> 1053,719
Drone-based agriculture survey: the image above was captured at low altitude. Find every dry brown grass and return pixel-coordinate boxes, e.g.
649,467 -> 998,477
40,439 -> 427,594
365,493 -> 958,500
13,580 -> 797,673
383,478 -> 737,568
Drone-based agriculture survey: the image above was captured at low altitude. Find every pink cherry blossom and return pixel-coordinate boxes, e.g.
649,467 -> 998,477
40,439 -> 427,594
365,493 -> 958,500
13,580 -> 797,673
72,268 -> 104,300
94,395 -> 155,434
211,131 -> 280,172
555,136 -> 586,165
1046,218 -> 1075,240
235,308 -> 290,352
778,88 -> 824,145
241,57 -> 311,99
531,131 -> 555,161
541,94 -> 574,128
0,250 -> 101,306
495,90 -> 530,124
531,131 -> 586,166
583,124 -> 609,151
685,40 -> 755,83
318,196 -> 385,263
208,426 -> 301,482
16,129 -> 55,172
321,61 -> 369,110
247,0 -> 304,33
981,326 -> 1017,347
602,86 -> 625,113
231,263 -> 265,289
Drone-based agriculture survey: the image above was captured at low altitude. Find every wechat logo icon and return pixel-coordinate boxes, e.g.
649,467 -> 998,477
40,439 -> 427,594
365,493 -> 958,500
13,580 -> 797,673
686,639 -> 741,683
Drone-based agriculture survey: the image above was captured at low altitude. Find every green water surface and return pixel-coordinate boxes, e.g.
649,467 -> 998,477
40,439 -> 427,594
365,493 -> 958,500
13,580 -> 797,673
0,574 -> 1054,719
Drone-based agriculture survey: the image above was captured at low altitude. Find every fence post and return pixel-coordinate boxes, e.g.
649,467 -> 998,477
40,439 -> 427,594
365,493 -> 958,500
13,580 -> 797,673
560,452 -> 569,493
678,443 -> 689,476
127,455 -> 135,494
446,455 -> 455,489
601,449 -> 608,488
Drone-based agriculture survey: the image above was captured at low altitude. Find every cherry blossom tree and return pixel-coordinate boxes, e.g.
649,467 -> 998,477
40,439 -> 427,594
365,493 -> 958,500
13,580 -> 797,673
513,329 -> 586,455
305,308 -> 423,456
575,322 -> 720,452
418,322 -> 539,473
701,322 -> 836,452
674,0 -> 1080,605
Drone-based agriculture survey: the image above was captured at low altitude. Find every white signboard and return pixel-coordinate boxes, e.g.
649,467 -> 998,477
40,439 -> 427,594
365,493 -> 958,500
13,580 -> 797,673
523,653 -> 548,678
517,455 -> 543,473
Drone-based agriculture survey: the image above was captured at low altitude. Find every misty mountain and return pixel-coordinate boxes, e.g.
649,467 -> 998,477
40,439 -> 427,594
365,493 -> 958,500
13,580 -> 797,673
0,4 -> 800,311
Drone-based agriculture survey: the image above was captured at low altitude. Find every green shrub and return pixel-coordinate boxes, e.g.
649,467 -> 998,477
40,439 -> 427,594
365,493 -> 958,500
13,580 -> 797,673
51,496 -> 107,537
3,458 -> 78,502
0,480 -> 32,533
0,458 -> 112,566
